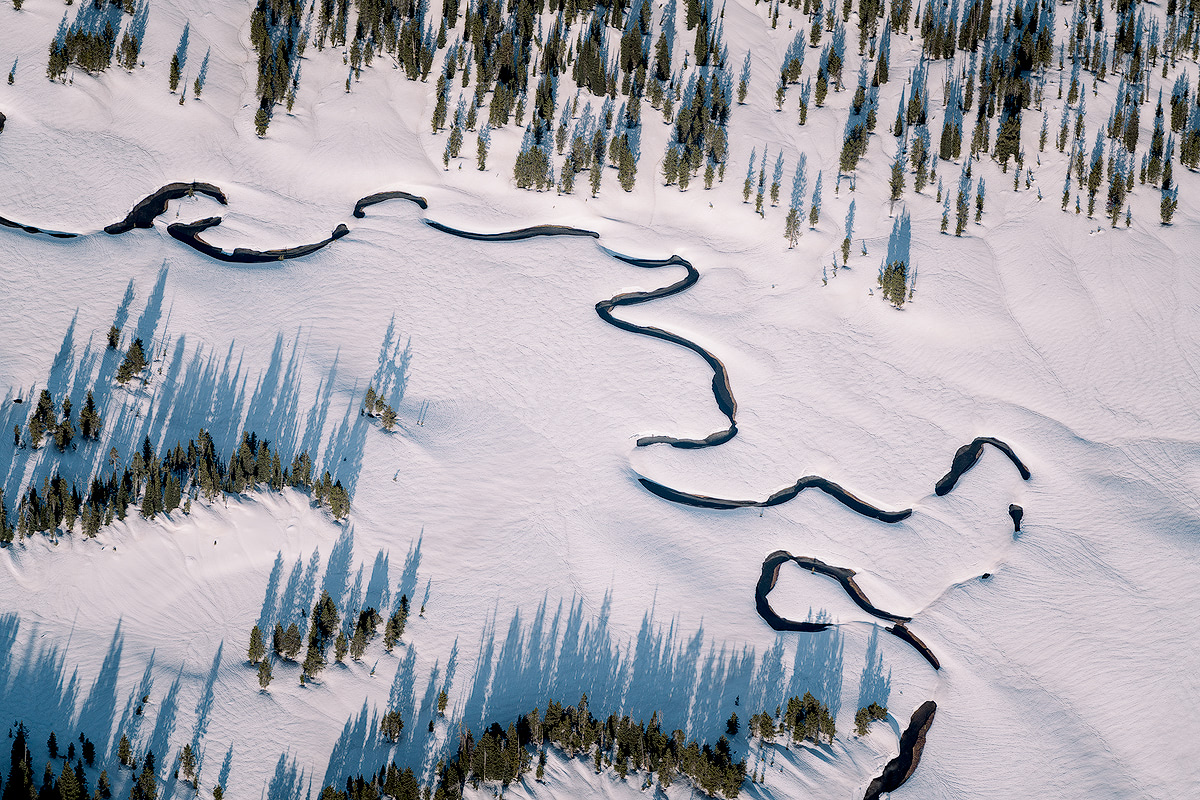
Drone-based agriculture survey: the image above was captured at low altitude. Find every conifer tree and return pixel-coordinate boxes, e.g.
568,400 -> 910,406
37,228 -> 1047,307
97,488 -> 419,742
169,53 -> 181,92
248,624 -> 265,664
975,178 -> 986,222
117,338 -> 148,384
737,52 -> 751,104
180,744 -> 196,784
955,172 -> 971,236
742,148 -> 756,202
841,200 -> 855,264
380,711 -> 404,742
117,736 -> 133,768
79,391 -> 101,439
770,153 -> 784,205
258,658 -> 273,689
889,139 -> 906,203
809,171 -> 823,227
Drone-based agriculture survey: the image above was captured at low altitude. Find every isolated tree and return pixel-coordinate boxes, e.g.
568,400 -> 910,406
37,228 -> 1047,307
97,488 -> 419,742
742,148 -> 756,202
809,171 -> 823,228
180,744 -> 196,784
107,325 -> 120,349
841,200 -> 855,264
169,53 -> 181,92
769,153 -> 784,205
116,338 -> 148,384
737,51 -> 751,103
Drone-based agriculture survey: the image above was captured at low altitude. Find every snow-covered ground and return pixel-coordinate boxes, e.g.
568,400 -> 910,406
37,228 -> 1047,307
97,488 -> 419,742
1,0 -> 1198,798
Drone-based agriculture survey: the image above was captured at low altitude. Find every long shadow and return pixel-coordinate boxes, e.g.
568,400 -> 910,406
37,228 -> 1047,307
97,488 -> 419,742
857,627 -> 891,711
192,642 -> 222,753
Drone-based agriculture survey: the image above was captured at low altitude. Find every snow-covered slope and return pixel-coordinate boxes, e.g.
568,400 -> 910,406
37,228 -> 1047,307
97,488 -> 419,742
0,0 -> 1198,798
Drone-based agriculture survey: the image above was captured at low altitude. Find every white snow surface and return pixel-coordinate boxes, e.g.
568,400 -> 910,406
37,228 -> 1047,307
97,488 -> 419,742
0,0 -> 1198,799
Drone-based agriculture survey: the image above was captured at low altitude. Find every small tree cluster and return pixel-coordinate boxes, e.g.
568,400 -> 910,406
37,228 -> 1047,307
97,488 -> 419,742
854,703 -> 888,736
363,385 -> 397,431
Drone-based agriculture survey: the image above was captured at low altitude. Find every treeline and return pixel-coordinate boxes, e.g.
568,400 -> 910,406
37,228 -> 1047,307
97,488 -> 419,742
1,428 -> 349,545
247,593 -> 410,686
321,694 -> 747,800
4,724 -> 116,800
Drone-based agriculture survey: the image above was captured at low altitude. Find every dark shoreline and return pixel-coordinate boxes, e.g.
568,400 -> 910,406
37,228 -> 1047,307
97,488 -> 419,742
863,701 -> 938,800
166,217 -> 350,263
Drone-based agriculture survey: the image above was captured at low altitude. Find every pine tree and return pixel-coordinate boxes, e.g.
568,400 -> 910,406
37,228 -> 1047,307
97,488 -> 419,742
742,148 -> 756,201
118,735 -> 133,768
258,658 -> 273,689
116,338 -> 148,384
770,153 -> 784,205
180,744 -> 196,784
955,172 -> 971,236
737,51 -> 751,103
809,171 -> 823,227
975,178 -> 986,222
169,54 -> 181,92
334,630 -> 348,662
841,200 -> 855,264
248,624 -> 265,664
79,391 -> 101,439
107,325 -> 120,349
889,139 -> 906,202
1161,185 -> 1178,224
380,711 -> 404,742
477,124 -> 491,170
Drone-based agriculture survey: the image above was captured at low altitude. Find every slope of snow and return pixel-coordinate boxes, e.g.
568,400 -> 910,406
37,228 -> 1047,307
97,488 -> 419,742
0,0 -> 1198,798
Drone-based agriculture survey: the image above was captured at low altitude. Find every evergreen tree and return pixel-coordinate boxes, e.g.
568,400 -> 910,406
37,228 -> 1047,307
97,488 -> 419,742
809,171 -> 823,227
1161,185 -> 1178,225
383,595 -> 409,651
975,178 -> 986,222
117,736 -> 133,769
248,624 -> 265,664
258,658 -> 273,689
180,744 -> 196,784
769,153 -> 784,205
742,148 -> 756,202
79,391 -> 101,439
380,711 -> 404,742
841,200 -> 855,264
737,51 -> 751,104
889,138 -> 906,202
169,54 -> 181,92
116,339 -> 148,384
